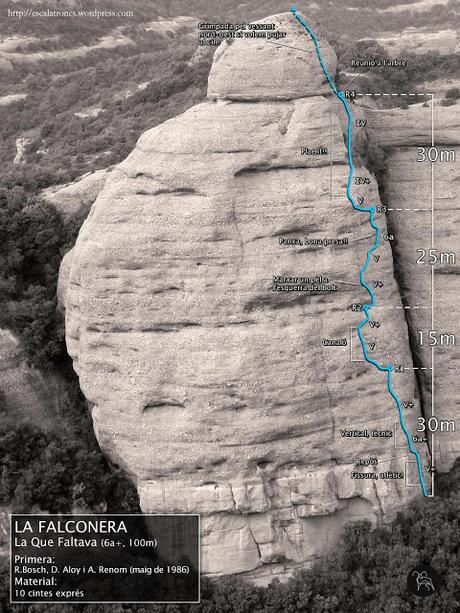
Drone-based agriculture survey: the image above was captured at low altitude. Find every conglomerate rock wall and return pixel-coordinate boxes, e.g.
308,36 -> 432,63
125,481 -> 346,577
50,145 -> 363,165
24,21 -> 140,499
60,13 -> 432,581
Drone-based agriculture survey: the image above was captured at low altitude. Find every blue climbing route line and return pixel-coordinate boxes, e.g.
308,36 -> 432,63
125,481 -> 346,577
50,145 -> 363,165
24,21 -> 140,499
290,6 -> 428,497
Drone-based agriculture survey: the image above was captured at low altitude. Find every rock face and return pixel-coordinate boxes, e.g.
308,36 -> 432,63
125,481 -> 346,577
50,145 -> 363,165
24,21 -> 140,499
207,13 -> 335,101
41,168 -> 111,221
366,101 -> 460,472
13,137 -> 33,164
61,13 -> 431,581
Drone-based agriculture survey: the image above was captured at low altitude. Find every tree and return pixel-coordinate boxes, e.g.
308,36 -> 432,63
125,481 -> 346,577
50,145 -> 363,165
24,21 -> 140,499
13,440 -> 76,513
0,419 -> 49,502
445,87 -> 460,100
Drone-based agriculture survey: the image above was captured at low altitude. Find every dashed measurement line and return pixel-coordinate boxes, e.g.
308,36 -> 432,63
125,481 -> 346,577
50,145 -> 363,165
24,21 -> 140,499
372,305 -> 428,310
291,5 -> 429,497
356,93 -> 434,96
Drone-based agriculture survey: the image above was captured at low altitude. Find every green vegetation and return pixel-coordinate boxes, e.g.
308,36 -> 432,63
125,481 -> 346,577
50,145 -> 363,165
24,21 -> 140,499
0,184 -> 76,367
445,87 -> 460,99
0,176 -> 139,516
1,390 -> 140,514
336,39 -> 460,108
0,0 -> 458,186
0,4 -> 459,612
441,87 -> 460,106
1,461 -> 459,611
0,54 -> 211,189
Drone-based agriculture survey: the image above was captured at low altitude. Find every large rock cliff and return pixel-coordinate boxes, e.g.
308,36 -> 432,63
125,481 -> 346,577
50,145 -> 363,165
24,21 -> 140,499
366,102 -> 460,472
60,13 -> 431,581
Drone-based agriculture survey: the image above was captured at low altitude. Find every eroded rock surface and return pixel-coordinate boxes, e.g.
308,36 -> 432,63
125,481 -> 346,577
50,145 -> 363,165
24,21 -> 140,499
61,13 -> 430,581
41,168 -> 111,221
207,13 -> 336,101
366,101 -> 460,472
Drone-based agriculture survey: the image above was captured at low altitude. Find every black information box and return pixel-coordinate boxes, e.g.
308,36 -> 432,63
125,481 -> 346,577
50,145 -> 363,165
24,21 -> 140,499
10,513 -> 200,604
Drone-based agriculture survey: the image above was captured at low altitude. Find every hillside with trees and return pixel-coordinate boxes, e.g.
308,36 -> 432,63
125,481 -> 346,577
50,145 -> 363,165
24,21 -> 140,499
0,0 -> 458,189
1,461 -> 459,611
0,2 -> 459,612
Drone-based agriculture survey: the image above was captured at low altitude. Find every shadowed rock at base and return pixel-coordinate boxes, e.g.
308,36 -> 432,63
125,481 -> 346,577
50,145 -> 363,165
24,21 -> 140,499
59,12 -> 431,581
